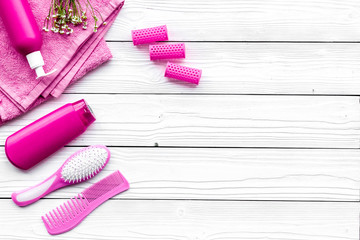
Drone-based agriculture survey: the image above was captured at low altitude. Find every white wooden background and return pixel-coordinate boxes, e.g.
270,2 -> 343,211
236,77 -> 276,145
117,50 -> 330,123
1,0 -> 360,239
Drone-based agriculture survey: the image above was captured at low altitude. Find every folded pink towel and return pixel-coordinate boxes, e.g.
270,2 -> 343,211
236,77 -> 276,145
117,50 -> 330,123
0,0 -> 124,125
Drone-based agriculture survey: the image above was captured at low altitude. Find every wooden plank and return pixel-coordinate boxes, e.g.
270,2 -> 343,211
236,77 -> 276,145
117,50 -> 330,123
106,0 -> 360,41
1,94 -> 360,148
0,200 -> 358,239
66,42 -> 360,95
1,147 -> 359,201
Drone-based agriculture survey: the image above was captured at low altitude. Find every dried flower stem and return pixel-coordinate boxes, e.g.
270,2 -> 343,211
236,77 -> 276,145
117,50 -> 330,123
43,0 -> 105,35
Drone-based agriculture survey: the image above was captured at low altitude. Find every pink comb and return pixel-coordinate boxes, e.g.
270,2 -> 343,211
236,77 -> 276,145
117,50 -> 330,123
149,43 -> 185,60
165,62 -> 202,85
132,25 -> 168,45
11,145 -> 110,207
42,170 -> 129,235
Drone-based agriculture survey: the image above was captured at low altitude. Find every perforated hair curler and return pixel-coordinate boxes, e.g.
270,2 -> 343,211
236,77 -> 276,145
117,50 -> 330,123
132,25 -> 168,45
165,62 -> 202,85
149,43 -> 185,60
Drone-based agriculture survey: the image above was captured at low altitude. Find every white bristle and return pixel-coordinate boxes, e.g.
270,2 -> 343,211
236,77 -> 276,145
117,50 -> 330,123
61,146 -> 109,183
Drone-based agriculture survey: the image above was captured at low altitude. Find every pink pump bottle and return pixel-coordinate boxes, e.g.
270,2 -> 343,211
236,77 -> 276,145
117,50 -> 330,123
5,100 -> 96,170
0,0 -> 55,78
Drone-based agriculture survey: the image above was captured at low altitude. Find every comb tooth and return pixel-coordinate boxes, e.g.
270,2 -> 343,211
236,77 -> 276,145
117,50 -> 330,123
64,201 -> 74,219
60,205 -> 69,222
74,195 -> 84,211
68,199 -> 78,215
66,200 -> 77,217
78,196 -> 85,210
56,207 -> 67,223
76,194 -> 86,209
73,198 -> 81,214
82,194 -> 89,206
46,213 -> 56,228
82,171 -> 127,203
42,216 -> 51,230
53,209 -> 63,224
71,198 -> 81,213
79,193 -> 89,207
43,214 -> 54,229
45,213 -> 56,228
52,210 -> 63,226
49,211 -> 59,227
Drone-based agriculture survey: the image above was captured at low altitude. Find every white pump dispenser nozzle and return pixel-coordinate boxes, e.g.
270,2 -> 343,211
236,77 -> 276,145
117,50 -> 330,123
26,51 -> 56,79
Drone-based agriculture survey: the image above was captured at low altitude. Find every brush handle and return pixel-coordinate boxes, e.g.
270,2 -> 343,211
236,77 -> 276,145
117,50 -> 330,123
12,174 -> 66,207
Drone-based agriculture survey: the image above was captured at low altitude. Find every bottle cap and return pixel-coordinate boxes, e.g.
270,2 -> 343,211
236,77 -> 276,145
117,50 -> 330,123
26,51 -> 57,79
149,43 -> 186,60
72,99 -> 96,127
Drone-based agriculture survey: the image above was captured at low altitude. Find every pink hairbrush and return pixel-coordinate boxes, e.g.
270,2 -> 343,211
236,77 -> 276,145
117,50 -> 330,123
42,170 -> 129,235
165,62 -> 202,85
132,25 -> 168,45
11,145 -> 110,207
149,43 -> 185,60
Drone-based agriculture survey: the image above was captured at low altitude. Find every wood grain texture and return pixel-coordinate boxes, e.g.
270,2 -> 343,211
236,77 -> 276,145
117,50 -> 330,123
106,0 -> 360,41
0,200 -> 358,240
1,147 -> 359,201
2,0 -> 360,238
1,94 -> 359,148
66,42 -> 360,95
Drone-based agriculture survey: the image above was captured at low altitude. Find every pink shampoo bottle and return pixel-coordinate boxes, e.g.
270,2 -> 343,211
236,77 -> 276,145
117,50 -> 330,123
5,100 -> 96,170
0,0 -> 55,78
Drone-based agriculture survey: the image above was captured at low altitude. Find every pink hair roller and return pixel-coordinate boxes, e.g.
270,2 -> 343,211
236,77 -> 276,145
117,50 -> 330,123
149,43 -> 185,60
165,62 -> 202,85
132,25 -> 168,45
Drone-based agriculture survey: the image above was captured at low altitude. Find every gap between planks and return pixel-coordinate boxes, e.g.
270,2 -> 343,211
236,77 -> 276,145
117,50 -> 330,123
1,200 -> 358,240
105,40 -> 360,43
1,147 -> 359,201
2,94 -> 360,149
106,0 -> 360,42
0,197 -> 359,203
65,42 -> 360,96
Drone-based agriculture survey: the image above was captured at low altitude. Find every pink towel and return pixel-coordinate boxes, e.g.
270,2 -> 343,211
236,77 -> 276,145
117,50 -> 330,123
0,0 -> 124,125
